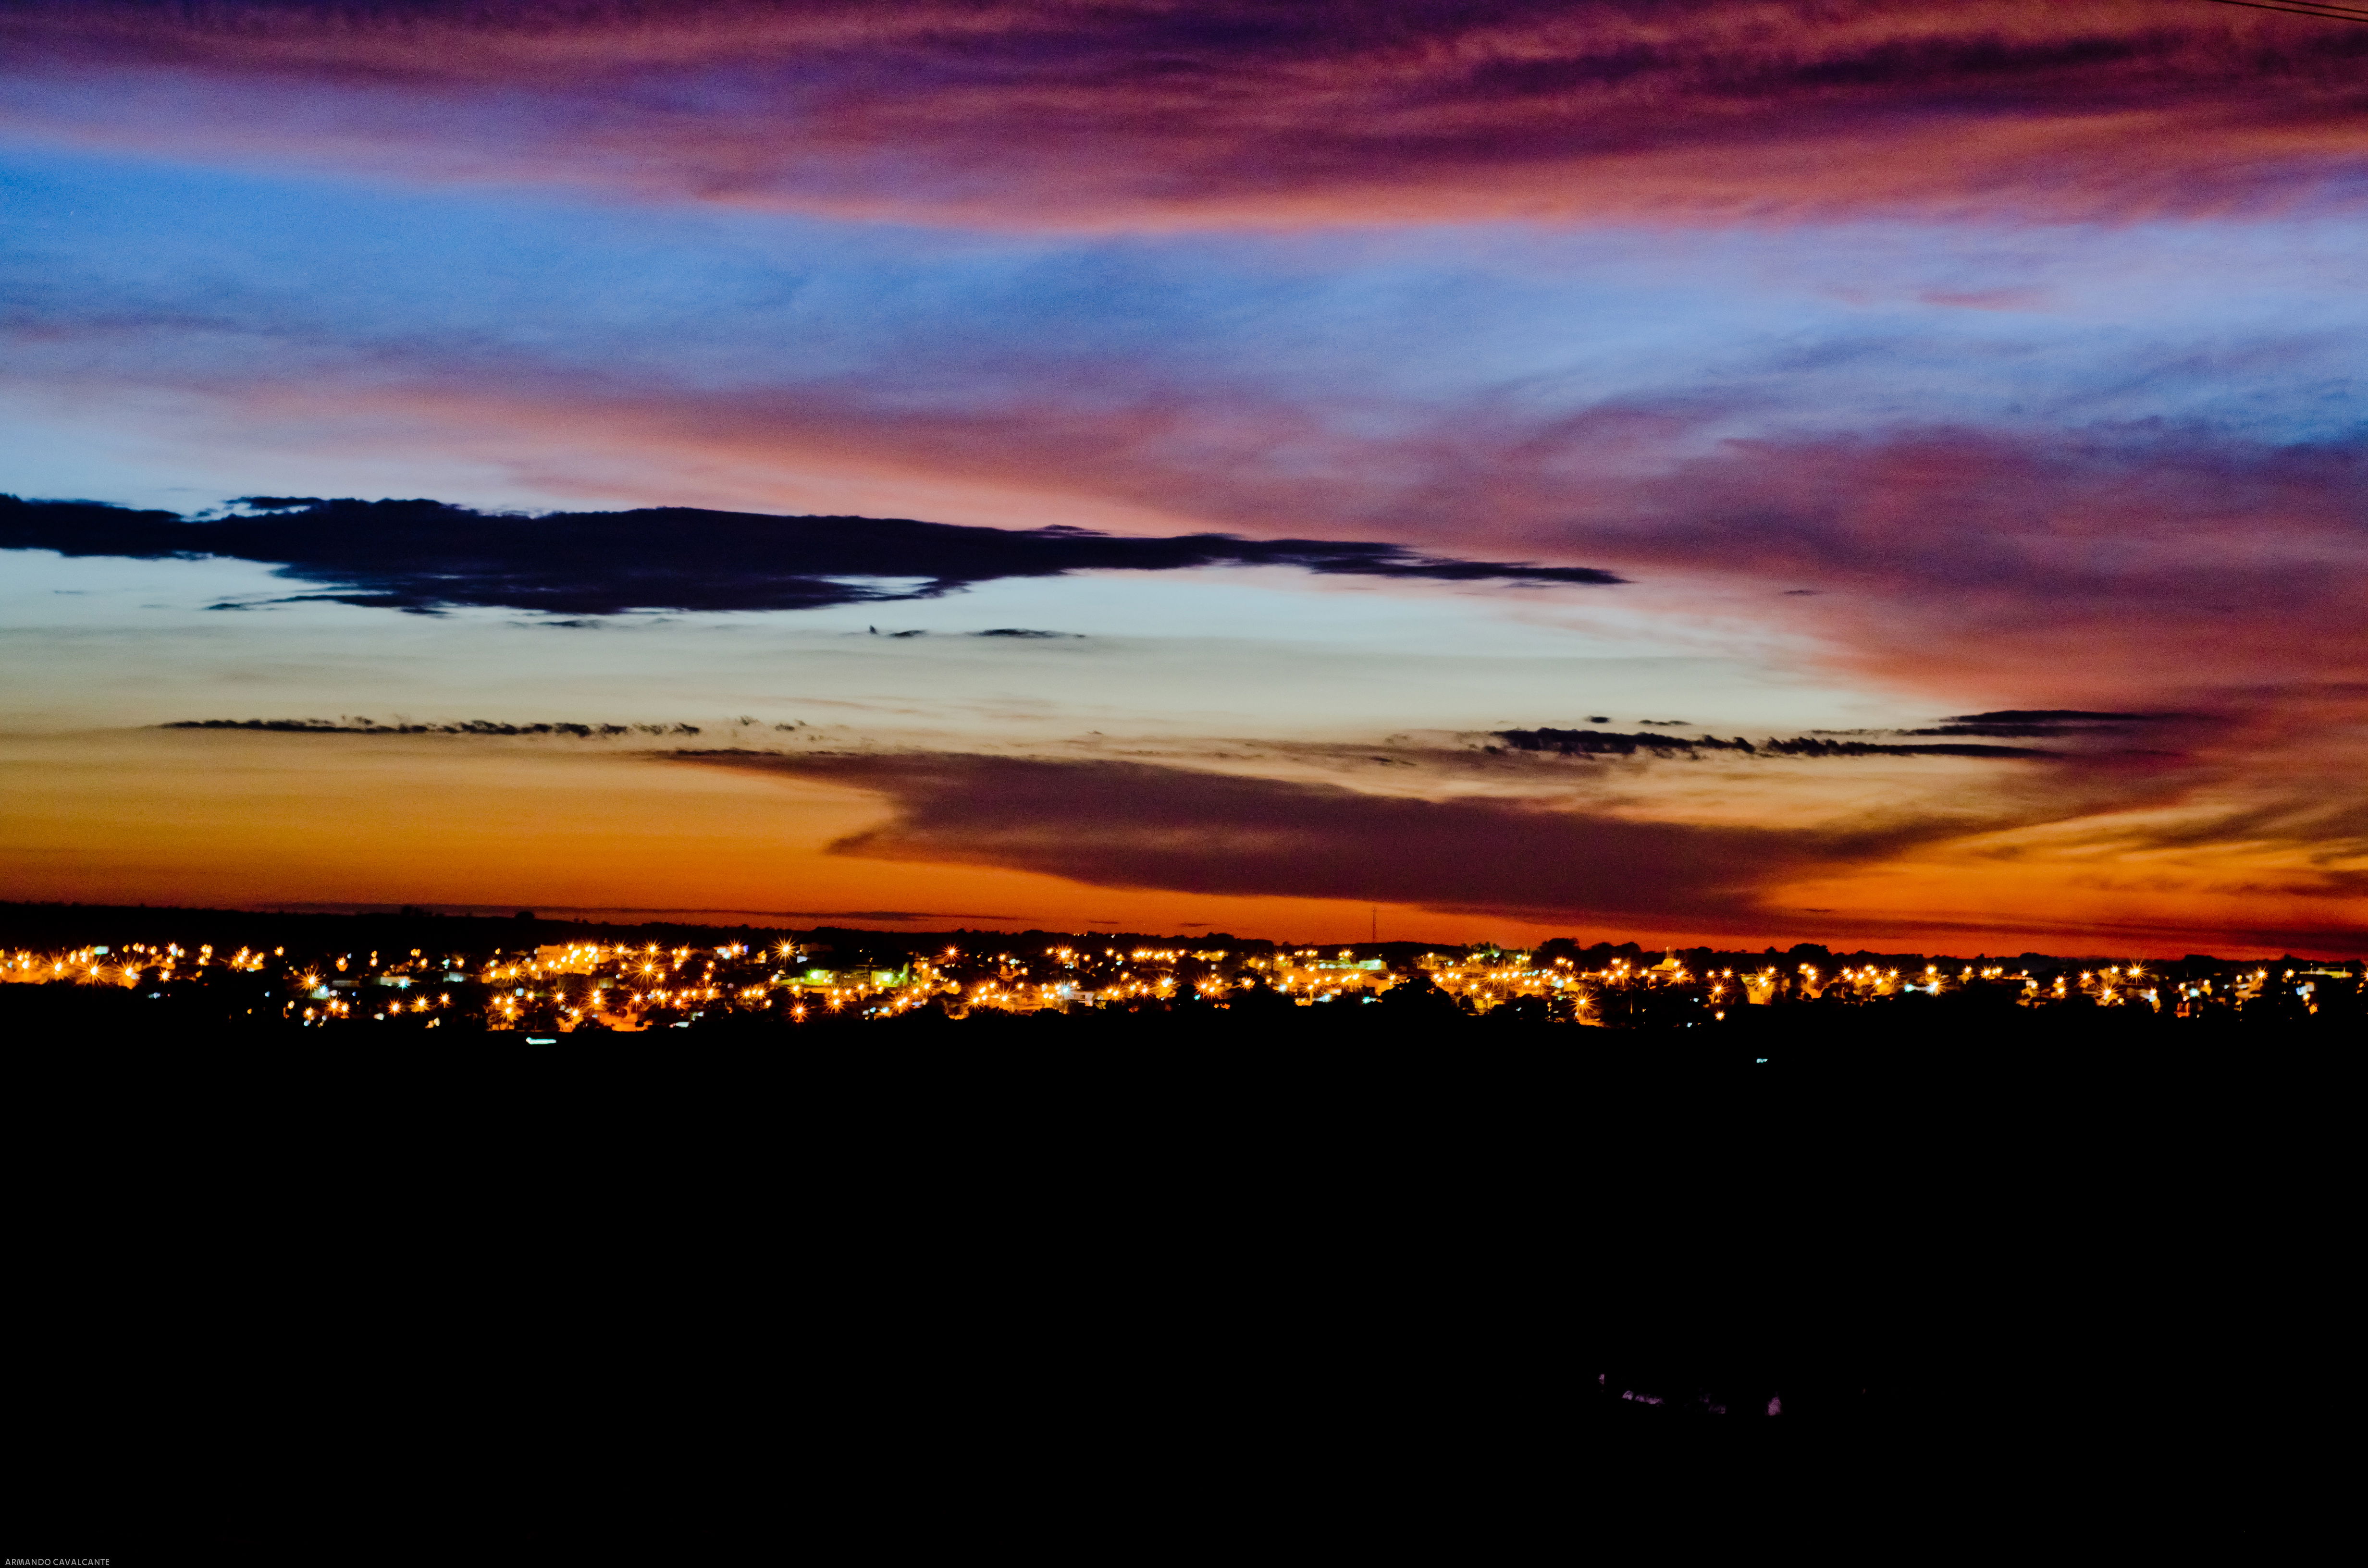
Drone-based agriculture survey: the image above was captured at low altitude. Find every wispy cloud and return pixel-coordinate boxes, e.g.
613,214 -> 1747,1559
1493,727 -> 2054,760
7,2 -> 2363,226
664,721 -> 2368,947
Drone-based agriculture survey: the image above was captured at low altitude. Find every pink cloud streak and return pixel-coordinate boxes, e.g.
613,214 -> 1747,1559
211,375 -> 2366,710
5,1 -> 2364,226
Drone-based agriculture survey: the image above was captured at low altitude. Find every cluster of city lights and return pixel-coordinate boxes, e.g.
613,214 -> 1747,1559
3,929 -> 2352,1029
2,941 -> 283,990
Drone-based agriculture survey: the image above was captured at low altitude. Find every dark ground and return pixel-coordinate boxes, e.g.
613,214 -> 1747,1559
5,970 -> 2343,1555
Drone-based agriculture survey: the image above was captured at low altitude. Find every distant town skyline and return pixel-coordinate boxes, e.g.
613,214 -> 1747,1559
8,899 -> 2352,1038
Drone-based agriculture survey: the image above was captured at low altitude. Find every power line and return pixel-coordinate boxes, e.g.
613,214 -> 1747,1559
2198,0 -> 2368,23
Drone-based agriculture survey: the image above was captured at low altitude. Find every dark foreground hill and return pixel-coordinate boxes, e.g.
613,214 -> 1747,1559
7,962 -> 2340,1552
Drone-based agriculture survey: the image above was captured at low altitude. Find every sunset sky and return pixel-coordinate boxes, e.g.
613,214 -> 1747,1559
4,0 -> 2365,954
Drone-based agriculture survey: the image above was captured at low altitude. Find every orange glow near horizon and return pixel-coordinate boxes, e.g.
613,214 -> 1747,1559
0,727 -> 2356,958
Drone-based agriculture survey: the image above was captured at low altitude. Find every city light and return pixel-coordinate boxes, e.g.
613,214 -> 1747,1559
2,924 -> 2354,1036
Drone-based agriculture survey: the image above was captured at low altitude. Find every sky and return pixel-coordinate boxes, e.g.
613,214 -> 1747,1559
3,0 -> 2365,954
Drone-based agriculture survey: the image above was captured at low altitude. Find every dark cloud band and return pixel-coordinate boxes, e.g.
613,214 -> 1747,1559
672,749 -> 1958,930
1903,710 -> 2188,738
0,494 -> 1622,615
1494,728 -> 2053,760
